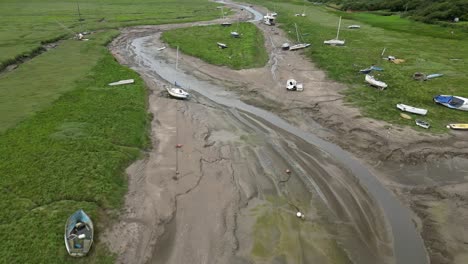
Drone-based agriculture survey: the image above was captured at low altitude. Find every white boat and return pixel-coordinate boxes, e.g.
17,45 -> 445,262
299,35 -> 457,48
324,16 -> 345,46
348,25 -> 361,29
365,74 -> 387,90
217,42 -> 228,49
220,7 -> 231,27
289,23 -> 310,51
157,46 -> 166,51
286,79 -> 303,91
263,14 -> 275,25
231,19 -> 240,38
281,43 -> 290,50
434,95 -> 468,111
167,46 -> 190,99
108,79 -> 134,86
65,210 -> 93,257
396,104 -> 428,116
166,87 -> 189,99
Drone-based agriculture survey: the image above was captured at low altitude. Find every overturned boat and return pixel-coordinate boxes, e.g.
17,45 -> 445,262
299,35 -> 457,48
217,42 -> 228,49
64,210 -> 94,257
348,25 -> 361,29
396,104 -> 428,116
365,74 -> 387,90
108,79 -> 134,86
434,95 -> 468,111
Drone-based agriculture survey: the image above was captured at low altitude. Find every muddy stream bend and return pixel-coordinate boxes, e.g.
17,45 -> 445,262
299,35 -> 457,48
105,3 -> 428,264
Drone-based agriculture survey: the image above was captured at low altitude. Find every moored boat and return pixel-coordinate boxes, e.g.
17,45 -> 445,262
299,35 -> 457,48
166,87 -> 190,99
365,74 -> 387,90
396,104 -> 428,115
434,95 -> 468,111
64,210 -> 94,257
447,124 -> 468,130
108,79 -> 134,86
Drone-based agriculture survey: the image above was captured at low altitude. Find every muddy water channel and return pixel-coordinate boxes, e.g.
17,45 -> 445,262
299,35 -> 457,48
106,6 -> 430,264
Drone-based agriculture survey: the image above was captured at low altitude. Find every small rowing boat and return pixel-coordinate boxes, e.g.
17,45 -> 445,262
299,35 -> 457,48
396,104 -> 428,115
447,124 -> 468,130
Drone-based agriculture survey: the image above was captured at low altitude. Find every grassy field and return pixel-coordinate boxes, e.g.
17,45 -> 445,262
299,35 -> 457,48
242,0 -> 468,132
162,22 -> 268,69
0,0 -> 220,70
0,0 -> 220,262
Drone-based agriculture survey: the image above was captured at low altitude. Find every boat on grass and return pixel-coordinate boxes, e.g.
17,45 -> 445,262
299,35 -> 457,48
217,42 -> 228,49
108,79 -> 134,86
348,25 -> 361,29
365,74 -> 387,90
396,104 -> 428,115
64,210 -> 93,257
416,119 -> 430,129
324,16 -> 345,46
434,95 -> 468,111
447,124 -> 468,130
289,23 -> 310,51
400,113 -> 412,120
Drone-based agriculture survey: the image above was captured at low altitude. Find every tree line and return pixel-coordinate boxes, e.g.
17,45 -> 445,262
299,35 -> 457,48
313,0 -> 468,23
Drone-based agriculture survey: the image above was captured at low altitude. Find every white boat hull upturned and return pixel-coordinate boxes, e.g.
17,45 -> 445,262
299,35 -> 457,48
64,210 -> 94,257
365,74 -> 387,90
108,79 -> 134,86
166,87 -> 189,99
289,43 -> 310,51
348,25 -> 361,29
324,39 -> 345,46
396,104 -> 428,116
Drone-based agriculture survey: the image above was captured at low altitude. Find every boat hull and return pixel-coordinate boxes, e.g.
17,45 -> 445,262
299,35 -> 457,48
447,124 -> 468,130
166,87 -> 189,99
64,210 -> 94,257
396,104 -> 428,115
434,95 -> 468,111
365,74 -> 387,89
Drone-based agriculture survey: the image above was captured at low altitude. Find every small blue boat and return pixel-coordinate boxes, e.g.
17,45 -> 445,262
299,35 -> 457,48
64,210 -> 94,257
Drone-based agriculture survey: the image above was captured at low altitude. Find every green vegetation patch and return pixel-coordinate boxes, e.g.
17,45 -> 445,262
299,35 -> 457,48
161,22 -> 268,69
251,201 -> 351,263
0,49 -> 149,263
242,0 -> 468,132
0,0 -> 220,69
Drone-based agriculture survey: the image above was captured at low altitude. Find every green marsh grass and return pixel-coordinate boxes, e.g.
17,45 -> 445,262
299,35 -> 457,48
162,22 -> 268,69
243,0 -> 468,132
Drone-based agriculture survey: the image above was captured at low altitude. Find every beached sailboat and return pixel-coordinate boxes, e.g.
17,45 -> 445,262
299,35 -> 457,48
365,74 -> 387,90
220,7 -> 231,27
166,46 -> 190,99
231,19 -> 240,38
324,16 -> 345,46
434,95 -> 468,111
396,104 -> 428,115
64,210 -> 94,257
289,23 -> 310,51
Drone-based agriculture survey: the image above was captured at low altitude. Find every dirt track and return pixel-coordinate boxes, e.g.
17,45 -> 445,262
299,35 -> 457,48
104,2 -> 468,264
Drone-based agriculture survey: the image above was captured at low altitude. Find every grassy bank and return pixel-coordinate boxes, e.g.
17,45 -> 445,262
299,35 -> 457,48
162,22 -> 268,69
0,44 -> 149,262
0,0 -> 220,69
243,0 -> 468,132
0,0 -> 222,262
